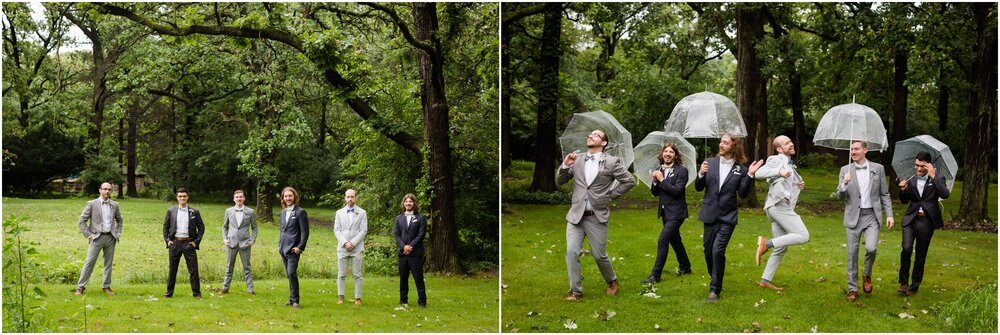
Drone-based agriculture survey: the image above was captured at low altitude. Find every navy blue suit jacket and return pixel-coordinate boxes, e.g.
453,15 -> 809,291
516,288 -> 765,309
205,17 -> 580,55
694,157 -> 753,225
899,174 -> 950,229
278,206 -> 309,254
394,213 -> 427,257
651,165 -> 689,221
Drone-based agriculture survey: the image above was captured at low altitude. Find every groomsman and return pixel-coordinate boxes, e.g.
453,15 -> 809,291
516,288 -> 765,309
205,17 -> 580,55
335,189 -> 368,305
75,182 -> 124,295
837,140 -> 894,302
753,135 -> 809,290
695,134 -> 762,303
897,151 -> 950,296
221,190 -> 258,295
278,186 -> 309,309
394,193 -> 428,307
163,188 -> 205,299
557,129 -> 636,301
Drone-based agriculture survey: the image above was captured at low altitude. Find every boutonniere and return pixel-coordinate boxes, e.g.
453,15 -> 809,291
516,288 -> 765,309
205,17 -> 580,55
733,165 -> 742,174
410,218 -> 418,224
869,169 -> 877,176
668,171 -> 675,178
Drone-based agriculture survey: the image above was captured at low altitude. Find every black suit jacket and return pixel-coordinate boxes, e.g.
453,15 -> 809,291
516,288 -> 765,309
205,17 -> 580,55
899,174 -> 950,229
278,206 -> 310,254
394,213 -> 427,257
162,206 -> 205,249
695,157 -> 753,225
651,164 -> 689,220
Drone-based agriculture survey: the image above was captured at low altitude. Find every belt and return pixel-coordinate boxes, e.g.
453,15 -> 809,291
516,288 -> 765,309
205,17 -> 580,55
916,211 -> 926,218
174,237 -> 194,241
582,210 -> 595,217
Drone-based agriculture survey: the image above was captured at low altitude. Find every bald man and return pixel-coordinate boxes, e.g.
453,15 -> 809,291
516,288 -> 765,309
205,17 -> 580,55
334,189 -> 368,305
753,136 -> 809,290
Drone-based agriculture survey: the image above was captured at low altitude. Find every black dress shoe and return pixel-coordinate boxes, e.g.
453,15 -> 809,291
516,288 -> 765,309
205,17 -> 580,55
164,292 -> 173,298
641,276 -> 661,284
292,302 -> 301,309
418,302 -> 426,308
706,292 -> 719,303
283,301 -> 292,306
676,269 -> 692,276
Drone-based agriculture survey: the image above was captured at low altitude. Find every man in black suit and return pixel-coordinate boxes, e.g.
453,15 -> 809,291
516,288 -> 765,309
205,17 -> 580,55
278,186 -> 309,309
642,142 -> 693,284
897,151 -> 950,296
162,188 -> 205,299
694,134 -> 763,303
394,193 -> 428,307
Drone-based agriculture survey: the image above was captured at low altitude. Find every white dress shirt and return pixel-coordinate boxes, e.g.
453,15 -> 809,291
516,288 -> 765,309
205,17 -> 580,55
176,206 -> 190,238
234,205 -> 245,224
916,175 -> 928,213
99,197 -> 113,233
718,157 -> 735,191
855,161 -> 872,209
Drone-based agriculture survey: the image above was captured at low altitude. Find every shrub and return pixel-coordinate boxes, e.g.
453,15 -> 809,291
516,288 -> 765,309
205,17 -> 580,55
797,152 -> 836,169
2,215 -> 50,332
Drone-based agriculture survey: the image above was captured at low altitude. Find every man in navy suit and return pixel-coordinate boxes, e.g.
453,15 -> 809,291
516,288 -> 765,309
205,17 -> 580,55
694,134 -> 763,303
897,151 -> 950,296
642,142 -> 693,284
394,193 -> 428,307
278,186 -> 309,309
162,188 -> 205,299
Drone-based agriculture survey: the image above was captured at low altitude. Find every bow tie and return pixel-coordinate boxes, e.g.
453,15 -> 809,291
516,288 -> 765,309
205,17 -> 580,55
102,200 -> 110,205
584,155 -> 596,162
720,158 -> 734,166
787,160 -> 794,166
916,176 -> 928,181
235,209 -> 243,212
347,208 -> 355,213
179,207 -> 188,212
855,165 -> 868,170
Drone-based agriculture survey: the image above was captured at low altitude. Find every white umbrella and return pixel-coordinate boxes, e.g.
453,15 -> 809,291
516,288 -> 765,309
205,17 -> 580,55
633,131 -> 697,188
559,110 -> 634,171
813,98 -> 889,151
891,135 -> 958,192
663,91 -> 747,138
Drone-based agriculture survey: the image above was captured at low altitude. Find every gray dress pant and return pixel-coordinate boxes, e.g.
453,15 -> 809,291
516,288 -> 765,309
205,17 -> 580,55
761,202 -> 810,282
565,214 -> 617,294
77,233 -> 117,289
845,208 -> 880,292
222,246 -> 254,292
338,253 -> 363,299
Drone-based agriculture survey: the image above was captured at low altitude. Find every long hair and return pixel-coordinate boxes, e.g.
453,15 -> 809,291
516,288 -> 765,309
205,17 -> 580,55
658,142 -> 683,165
400,193 -> 420,213
719,134 -> 748,164
281,186 -> 300,208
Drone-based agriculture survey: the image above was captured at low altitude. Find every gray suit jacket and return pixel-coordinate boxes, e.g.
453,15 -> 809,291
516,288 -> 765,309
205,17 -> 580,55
334,206 -> 368,257
837,161 -> 893,228
223,206 -> 258,249
756,154 -> 802,210
78,198 -> 123,241
557,153 -> 636,224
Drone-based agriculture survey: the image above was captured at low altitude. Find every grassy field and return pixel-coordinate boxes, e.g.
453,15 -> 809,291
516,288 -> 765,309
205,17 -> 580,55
501,161 -> 997,333
2,197 -> 498,332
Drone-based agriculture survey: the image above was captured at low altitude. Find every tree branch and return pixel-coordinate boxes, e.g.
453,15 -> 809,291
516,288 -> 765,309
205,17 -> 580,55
359,2 -> 435,53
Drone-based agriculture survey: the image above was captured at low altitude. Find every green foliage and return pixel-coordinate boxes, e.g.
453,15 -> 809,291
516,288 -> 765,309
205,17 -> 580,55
2,124 -> 85,194
940,281 -> 999,332
796,152 -> 837,169
80,153 -> 124,188
2,215 -> 49,332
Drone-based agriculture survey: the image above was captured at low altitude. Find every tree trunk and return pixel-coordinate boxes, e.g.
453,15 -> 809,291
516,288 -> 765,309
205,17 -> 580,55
735,5 -> 766,208
317,100 -> 327,149
887,46 -> 909,197
790,68 -> 807,154
256,180 -> 274,223
413,3 -> 460,274
937,67 -> 949,132
126,102 -> 139,197
529,5 -> 562,193
501,15 -> 512,171
956,2 -> 997,226
117,116 -> 125,199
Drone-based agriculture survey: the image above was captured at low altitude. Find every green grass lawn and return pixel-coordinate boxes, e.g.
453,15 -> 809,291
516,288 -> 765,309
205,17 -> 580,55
501,161 -> 997,332
3,197 -> 498,332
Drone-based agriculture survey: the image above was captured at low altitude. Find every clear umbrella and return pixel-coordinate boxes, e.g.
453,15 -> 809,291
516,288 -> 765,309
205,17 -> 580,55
633,131 -> 697,188
559,110 -> 634,171
890,135 -> 958,192
663,91 -> 748,138
813,99 -> 889,151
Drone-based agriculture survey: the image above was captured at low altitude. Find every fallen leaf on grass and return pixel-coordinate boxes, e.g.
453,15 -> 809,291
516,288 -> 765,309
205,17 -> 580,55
814,277 -> 827,282
216,322 -> 226,326
593,309 -> 617,321
810,325 -> 818,333
564,319 -> 578,329
773,325 -> 781,331
751,321 -> 761,330
643,292 -> 661,299
921,310 -> 928,314
783,315 -> 791,320
695,318 -> 703,324
654,324 -> 660,330
898,313 -> 915,319
527,311 -> 539,317
131,315 -> 141,320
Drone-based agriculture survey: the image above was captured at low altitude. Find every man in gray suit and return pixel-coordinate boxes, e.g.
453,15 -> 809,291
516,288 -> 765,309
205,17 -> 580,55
557,129 -> 636,301
334,189 -> 368,305
753,135 -> 809,290
221,190 -> 258,295
75,182 -> 123,295
837,140 -> 894,302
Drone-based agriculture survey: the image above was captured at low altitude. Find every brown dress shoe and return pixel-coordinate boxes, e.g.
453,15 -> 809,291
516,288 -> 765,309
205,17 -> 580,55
606,279 -> 619,296
755,236 -> 769,266
337,298 -> 345,304
103,287 -> 115,295
863,276 -> 873,293
248,291 -> 256,296
758,281 -> 785,291
221,288 -> 229,294
74,287 -> 84,295
563,292 -> 582,301
847,291 -> 857,302
897,283 -> 909,294
354,298 -> 362,305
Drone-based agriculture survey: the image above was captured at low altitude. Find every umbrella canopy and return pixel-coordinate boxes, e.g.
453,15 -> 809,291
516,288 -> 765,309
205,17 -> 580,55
633,131 -> 697,188
663,91 -> 747,138
559,110 -> 634,171
813,102 -> 889,151
891,135 -> 958,192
